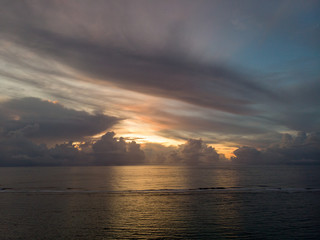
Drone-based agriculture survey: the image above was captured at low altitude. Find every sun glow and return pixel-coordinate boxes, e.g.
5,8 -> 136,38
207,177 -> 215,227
211,144 -> 237,159
122,133 -> 183,146
47,100 -> 58,104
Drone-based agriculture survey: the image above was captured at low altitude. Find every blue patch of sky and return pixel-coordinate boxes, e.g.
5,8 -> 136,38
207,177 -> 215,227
231,33 -> 319,80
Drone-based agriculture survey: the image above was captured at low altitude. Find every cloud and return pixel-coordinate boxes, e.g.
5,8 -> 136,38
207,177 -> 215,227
0,139 -> 90,167
1,128 -> 318,166
0,97 -> 119,143
49,141 -> 92,166
92,132 -> 145,165
0,131 -> 223,166
173,139 -> 220,165
0,0 -> 319,159
274,79 -> 320,133
144,139 -> 221,165
142,143 -> 177,165
231,146 -> 261,164
0,0 -> 277,115
0,97 -> 120,166
232,132 -> 320,164
0,134 -> 50,166
0,131 -> 145,166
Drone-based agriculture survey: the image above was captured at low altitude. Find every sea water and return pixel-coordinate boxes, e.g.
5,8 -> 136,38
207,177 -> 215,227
0,165 -> 319,239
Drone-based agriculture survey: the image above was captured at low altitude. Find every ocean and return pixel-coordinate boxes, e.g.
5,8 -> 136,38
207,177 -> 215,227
1,165 -> 319,239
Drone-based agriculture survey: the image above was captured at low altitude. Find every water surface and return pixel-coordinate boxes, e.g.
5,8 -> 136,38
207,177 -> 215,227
1,165 -> 319,239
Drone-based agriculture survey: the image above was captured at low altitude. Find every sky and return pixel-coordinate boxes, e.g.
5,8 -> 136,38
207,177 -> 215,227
0,0 -> 319,166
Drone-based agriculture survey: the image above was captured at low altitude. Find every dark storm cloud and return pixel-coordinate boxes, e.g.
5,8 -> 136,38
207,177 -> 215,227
232,132 -> 320,164
0,97 -> 119,142
0,0 -> 276,115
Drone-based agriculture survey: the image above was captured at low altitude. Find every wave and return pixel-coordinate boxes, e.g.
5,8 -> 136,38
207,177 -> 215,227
1,186 -> 320,194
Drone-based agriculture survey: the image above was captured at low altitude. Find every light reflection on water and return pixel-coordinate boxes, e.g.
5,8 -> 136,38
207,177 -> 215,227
1,165 -> 319,192
0,165 -> 320,239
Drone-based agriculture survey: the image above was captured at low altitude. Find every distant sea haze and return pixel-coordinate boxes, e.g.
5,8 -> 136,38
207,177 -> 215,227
1,165 -> 320,239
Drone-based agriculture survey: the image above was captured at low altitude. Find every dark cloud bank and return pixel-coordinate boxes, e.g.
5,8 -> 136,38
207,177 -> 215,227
0,98 -> 319,166
0,97 -> 143,166
0,97 -> 118,143
232,132 -> 320,165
